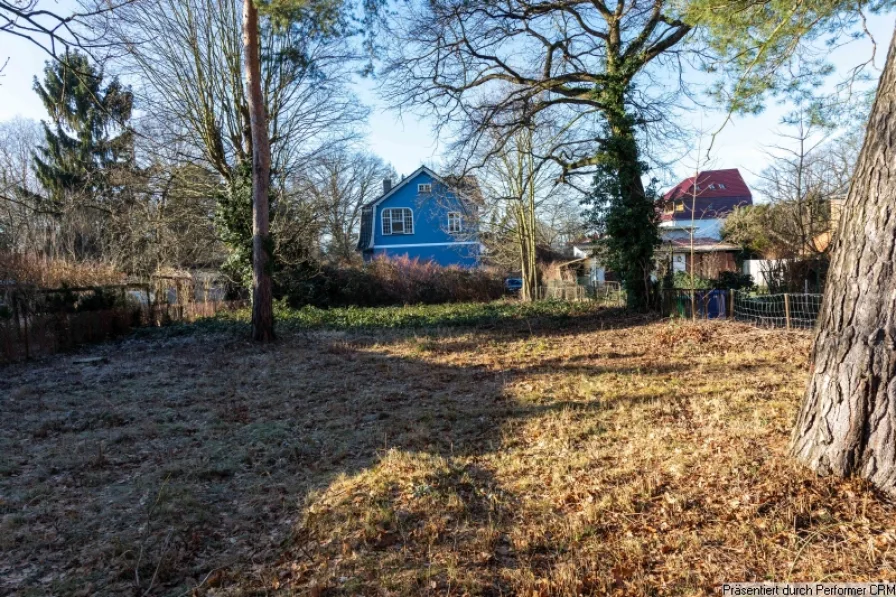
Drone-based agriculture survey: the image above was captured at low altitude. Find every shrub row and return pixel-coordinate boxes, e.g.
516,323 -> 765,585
275,256 -> 506,308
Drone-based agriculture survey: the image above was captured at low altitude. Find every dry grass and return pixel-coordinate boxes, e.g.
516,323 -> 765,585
0,252 -> 124,288
1,313 -> 895,596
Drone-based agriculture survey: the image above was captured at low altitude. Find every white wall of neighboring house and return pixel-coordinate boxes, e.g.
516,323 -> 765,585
571,246 -> 606,284
672,254 -> 687,272
742,259 -> 782,287
659,218 -> 726,241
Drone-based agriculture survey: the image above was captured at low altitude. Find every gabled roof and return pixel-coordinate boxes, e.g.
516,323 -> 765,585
356,165 -> 479,252
663,169 -> 752,202
362,165 -> 447,209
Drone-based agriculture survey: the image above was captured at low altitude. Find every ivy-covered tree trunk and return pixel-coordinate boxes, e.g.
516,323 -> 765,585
609,112 -> 654,310
587,96 -> 660,312
790,33 -> 896,494
242,0 -> 275,342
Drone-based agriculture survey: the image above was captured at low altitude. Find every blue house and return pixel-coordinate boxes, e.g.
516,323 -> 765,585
356,166 -> 481,267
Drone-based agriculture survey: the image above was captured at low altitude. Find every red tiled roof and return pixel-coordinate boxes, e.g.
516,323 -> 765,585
663,168 -> 753,201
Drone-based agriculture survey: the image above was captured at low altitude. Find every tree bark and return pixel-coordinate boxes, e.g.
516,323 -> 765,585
790,31 -> 896,494
606,106 -> 654,311
242,0 -> 275,342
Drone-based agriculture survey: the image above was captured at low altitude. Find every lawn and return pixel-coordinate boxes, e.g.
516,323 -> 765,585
1,303 -> 895,596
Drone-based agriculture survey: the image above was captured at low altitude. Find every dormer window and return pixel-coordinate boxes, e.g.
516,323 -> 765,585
418,183 -> 432,193
718,183 -> 726,189
708,184 -> 716,190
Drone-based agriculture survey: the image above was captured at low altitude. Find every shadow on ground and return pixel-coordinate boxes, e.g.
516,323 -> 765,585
3,312 -> 885,597
0,308 -> 661,596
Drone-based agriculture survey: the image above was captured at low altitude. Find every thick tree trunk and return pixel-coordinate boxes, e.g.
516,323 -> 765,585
607,109 -> 654,311
790,32 -> 896,494
242,0 -> 275,342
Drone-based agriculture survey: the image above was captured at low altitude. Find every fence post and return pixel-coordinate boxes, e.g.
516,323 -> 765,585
690,288 -> 696,321
21,294 -> 30,360
784,293 -> 791,330
729,289 -> 735,319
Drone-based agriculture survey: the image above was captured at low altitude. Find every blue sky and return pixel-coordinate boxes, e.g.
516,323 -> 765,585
2,11 -> 893,198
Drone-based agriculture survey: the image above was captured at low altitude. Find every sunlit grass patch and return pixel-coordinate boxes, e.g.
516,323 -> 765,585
3,316 -> 896,596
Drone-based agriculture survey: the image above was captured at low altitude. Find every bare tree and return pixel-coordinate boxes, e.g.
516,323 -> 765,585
473,125 -> 575,301
382,0 -> 691,177
381,0 -> 691,308
1,0 -> 131,58
297,150 -> 393,263
722,114 -> 860,262
103,0 -> 366,181
0,118 -> 45,252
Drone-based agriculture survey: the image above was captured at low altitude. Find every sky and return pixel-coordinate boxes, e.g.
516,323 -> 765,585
2,10 -> 894,200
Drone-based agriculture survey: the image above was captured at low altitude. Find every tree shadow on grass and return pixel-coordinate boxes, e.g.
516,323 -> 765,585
0,309 -> 686,596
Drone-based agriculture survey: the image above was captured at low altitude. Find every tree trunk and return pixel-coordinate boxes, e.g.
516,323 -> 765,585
606,108 -> 654,311
242,0 -> 275,342
790,31 -> 896,494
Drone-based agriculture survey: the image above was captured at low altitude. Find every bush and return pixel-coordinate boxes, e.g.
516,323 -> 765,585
714,271 -> 755,291
671,271 -> 712,289
669,270 -> 755,291
275,256 -> 505,308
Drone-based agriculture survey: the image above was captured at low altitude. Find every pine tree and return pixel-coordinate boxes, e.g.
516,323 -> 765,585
32,52 -> 133,219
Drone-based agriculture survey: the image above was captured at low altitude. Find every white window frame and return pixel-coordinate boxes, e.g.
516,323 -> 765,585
418,183 -> 432,193
382,207 -> 414,235
447,211 -> 462,234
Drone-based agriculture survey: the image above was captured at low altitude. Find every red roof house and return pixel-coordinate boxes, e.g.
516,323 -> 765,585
661,168 -> 753,222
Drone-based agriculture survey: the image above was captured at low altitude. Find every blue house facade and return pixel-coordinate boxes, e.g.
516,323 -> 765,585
356,166 -> 480,267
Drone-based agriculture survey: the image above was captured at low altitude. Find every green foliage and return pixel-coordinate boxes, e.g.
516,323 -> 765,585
211,299 -> 606,332
583,125 -> 661,312
669,270 -> 755,290
671,271 -> 712,290
714,271 -> 756,291
215,163 -> 320,292
721,205 -> 774,256
41,286 -> 130,314
215,165 -> 255,288
31,51 -> 133,205
685,0 -> 890,115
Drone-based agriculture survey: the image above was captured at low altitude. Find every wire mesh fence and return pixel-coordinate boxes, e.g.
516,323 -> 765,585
732,291 -> 822,329
663,289 -> 730,320
662,289 -> 823,330
536,281 -> 626,307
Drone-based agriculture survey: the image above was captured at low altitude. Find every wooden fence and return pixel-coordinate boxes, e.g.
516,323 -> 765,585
0,284 -> 246,363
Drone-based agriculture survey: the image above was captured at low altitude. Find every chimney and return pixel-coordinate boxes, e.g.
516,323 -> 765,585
382,178 -> 392,194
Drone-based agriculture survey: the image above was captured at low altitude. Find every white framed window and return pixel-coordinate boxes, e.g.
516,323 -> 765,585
418,183 -> 432,193
447,212 -> 462,233
382,207 -> 414,235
